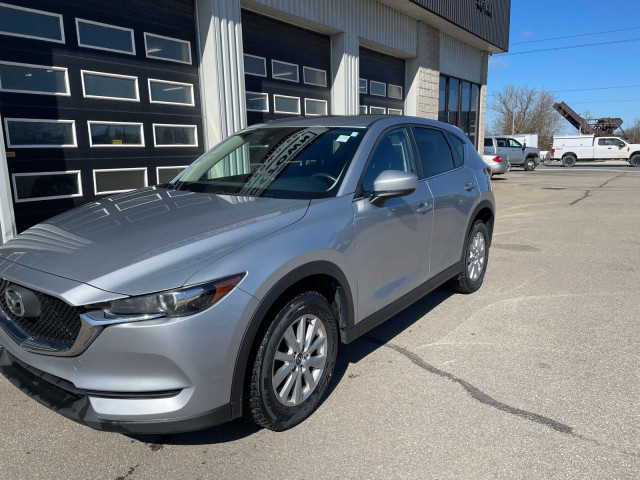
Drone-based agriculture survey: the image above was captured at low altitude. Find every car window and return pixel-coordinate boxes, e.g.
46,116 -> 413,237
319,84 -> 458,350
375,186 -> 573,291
496,138 -> 507,148
507,138 -> 522,148
412,127 -> 455,177
171,126 -> 365,199
446,132 -> 465,168
361,128 -> 415,194
598,138 -> 607,146
484,138 -> 493,147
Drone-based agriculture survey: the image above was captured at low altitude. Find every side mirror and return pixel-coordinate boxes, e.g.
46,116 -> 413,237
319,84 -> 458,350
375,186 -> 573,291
371,170 -> 417,206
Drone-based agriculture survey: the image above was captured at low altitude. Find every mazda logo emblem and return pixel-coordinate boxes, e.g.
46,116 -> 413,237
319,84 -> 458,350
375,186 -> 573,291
5,287 -> 25,317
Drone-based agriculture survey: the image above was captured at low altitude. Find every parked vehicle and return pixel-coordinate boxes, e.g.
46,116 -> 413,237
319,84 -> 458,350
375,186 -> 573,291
550,135 -> 640,167
484,136 -> 540,171
482,154 -> 510,176
0,116 -> 494,433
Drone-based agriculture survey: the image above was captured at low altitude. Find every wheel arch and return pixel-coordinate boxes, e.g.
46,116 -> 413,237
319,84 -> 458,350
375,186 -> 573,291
230,261 -> 354,411
461,200 -> 495,263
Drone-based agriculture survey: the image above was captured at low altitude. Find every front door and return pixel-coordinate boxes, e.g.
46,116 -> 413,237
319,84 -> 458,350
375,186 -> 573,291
352,127 -> 433,320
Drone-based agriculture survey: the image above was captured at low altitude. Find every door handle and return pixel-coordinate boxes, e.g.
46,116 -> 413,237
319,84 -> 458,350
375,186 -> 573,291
416,202 -> 433,214
464,182 -> 477,191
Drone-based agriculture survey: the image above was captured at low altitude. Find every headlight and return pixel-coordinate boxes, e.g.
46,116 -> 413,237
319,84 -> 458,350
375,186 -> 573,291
95,273 -> 245,319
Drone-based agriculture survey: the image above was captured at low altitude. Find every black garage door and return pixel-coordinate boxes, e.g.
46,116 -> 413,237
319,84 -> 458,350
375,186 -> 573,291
359,48 -> 405,115
242,11 -> 331,125
0,0 -> 203,232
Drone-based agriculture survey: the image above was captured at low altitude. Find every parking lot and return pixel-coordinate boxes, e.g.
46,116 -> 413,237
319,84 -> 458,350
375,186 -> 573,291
1,163 -> 638,479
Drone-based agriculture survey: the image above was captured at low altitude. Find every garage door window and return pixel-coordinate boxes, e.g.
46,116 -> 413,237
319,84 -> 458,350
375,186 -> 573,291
13,171 -> 82,202
274,95 -> 300,114
388,108 -> 402,115
144,33 -> 191,64
0,61 -> 69,95
246,92 -> 268,112
93,168 -> 147,195
0,3 -> 64,43
359,78 -> 368,94
88,122 -> 144,147
5,118 -> 76,148
303,67 -> 326,87
76,19 -> 135,55
370,106 -> 386,114
244,54 -> 266,77
148,79 -> 194,105
271,60 -> 298,83
305,99 -> 327,116
359,105 -> 367,114
388,84 -> 403,100
153,124 -> 197,147
370,81 -> 386,97
82,71 -> 139,101
156,166 -> 187,184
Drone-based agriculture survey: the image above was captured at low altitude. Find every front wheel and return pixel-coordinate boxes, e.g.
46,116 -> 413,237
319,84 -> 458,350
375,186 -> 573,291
449,220 -> 490,294
562,155 -> 577,167
246,291 -> 338,431
524,157 -> 536,171
630,154 -> 640,167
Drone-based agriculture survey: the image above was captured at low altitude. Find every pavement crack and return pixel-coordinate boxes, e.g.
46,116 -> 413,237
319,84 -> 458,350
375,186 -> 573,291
362,336 -> 640,458
115,464 -> 139,480
598,173 -> 626,188
569,190 -> 591,206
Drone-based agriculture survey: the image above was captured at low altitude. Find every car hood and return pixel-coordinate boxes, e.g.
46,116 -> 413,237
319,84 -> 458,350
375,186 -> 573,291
0,187 -> 309,296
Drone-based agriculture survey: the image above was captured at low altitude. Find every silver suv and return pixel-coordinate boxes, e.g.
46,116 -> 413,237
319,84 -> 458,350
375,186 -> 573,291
0,116 -> 494,433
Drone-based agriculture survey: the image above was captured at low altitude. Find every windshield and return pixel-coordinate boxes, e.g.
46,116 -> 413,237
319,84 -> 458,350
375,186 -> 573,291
168,127 -> 366,199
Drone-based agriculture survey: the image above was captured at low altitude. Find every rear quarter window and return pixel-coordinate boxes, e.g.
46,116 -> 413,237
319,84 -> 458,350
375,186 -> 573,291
446,132 -> 465,168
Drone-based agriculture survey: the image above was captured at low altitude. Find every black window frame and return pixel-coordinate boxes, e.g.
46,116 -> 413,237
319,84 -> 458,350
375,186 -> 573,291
438,74 -> 481,148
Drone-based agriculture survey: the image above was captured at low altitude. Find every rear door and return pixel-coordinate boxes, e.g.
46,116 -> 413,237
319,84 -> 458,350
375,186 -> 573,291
412,126 -> 477,275
352,127 -> 433,319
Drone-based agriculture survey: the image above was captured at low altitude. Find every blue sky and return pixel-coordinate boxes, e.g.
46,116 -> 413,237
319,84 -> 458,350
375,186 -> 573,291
486,0 -> 640,132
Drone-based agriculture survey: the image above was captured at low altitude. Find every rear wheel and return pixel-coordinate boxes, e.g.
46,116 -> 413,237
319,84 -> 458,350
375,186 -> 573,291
524,157 -> 536,171
246,291 -> 338,431
630,154 -> 640,167
562,155 -> 577,167
449,220 -> 489,294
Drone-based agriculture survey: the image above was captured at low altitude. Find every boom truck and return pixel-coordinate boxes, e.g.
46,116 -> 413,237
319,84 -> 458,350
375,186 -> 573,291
550,102 -> 640,167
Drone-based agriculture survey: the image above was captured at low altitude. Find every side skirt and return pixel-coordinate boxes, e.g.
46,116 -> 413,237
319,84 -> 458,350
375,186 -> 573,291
343,262 -> 463,343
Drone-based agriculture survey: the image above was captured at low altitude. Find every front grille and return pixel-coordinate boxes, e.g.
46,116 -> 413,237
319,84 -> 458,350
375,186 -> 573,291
0,278 -> 82,351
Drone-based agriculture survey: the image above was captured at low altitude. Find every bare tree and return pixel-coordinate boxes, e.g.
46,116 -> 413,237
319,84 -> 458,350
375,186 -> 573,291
489,85 -> 565,150
619,118 -> 640,143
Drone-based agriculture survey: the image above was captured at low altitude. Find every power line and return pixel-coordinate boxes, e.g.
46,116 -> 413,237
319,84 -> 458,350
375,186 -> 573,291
569,98 -> 640,104
510,26 -> 640,45
496,37 -> 640,56
488,84 -> 640,97
551,84 -> 640,93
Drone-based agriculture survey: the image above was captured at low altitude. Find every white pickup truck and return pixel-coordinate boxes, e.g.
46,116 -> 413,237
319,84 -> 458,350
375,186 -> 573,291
551,135 -> 640,167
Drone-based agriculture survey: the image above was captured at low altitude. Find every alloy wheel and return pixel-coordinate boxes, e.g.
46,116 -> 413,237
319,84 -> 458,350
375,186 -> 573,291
272,314 -> 327,406
467,232 -> 486,281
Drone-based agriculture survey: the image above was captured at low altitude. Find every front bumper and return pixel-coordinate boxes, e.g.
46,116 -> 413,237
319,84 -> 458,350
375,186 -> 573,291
0,346 -> 234,433
0,285 -> 259,433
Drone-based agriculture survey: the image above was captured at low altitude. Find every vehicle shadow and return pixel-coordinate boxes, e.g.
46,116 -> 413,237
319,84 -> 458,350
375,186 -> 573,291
127,287 -> 454,446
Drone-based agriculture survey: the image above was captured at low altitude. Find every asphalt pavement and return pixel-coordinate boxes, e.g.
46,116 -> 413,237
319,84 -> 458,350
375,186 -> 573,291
1,162 -> 639,479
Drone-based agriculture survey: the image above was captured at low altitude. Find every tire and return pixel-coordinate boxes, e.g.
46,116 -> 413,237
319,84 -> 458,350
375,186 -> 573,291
246,291 -> 338,431
449,220 -> 490,294
524,157 -> 536,171
630,154 -> 640,167
562,155 -> 577,167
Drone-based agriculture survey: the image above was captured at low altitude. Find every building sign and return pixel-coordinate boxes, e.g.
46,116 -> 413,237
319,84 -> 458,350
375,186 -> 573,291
476,0 -> 493,17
